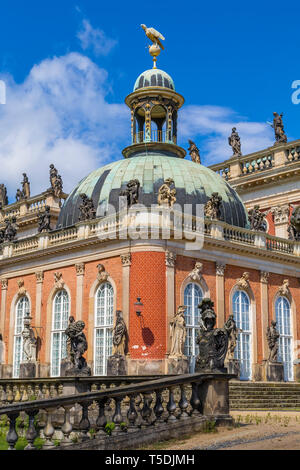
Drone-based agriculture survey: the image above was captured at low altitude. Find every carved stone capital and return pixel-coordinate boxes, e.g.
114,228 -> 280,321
260,271 -> 269,284
121,253 -> 132,267
165,251 -> 176,268
75,263 -> 85,276
1,278 -> 8,290
35,271 -> 44,284
54,272 -> 64,290
97,264 -> 109,282
216,262 -> 226,276
271,205 -> 290,224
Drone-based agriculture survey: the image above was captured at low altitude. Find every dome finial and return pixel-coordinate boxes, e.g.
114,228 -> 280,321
140,24 -> 165,69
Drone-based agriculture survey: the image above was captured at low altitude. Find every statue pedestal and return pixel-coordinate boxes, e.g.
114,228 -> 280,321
107,355 -> 127,376
266,361 -> 284,382
20,362 -> 37,378
225,359 -> 240,378
167,356 -> 189,374
60,358 -> 91,377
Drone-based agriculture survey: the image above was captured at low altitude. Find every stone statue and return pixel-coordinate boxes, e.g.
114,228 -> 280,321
21,314 -> 37,363
65,316 -> 75,363
64,319 -> 90,374
195,299 -> 228,372
224,315 -> 240,360
38,205 -> 51,233
278,279 -> 289,296
15,188 -> 23,202
112,310 -> 127,356
78,193 -> 96,221
267,320 -> 280,363
3,217 -> 18,242
158,178 -> 176,208
288,206 -> 300,241
236,272 -> 250,290
248,205 -> 267,232
270,112 -> 287,144
228,127 -> 242,157
189,262 -> 203,282
21,173 -> 30,199
49,164 -> 63,197
0,184 -> 8,209
188,140 -> 201,164
120,179 -> 140,208
204,192 -> 223,220
169,306 -> 187,358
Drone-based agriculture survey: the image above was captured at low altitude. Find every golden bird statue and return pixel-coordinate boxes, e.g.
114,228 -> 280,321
141,24 -> 165,50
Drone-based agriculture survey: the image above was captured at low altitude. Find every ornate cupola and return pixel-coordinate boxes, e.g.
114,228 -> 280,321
122,27 -> 186,159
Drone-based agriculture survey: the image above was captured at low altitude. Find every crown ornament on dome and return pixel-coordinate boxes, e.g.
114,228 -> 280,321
141,24 -> 165,69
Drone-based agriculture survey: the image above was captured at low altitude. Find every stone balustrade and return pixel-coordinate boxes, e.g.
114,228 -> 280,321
0,372 -> 233,450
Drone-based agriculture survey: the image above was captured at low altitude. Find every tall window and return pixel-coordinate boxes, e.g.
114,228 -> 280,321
184,283 -> 203,372
94,282 -> 114,375
233,290 -> 252,380
275,296 -> 293,381
13,296 -> 30,378
51,290 -> 69,377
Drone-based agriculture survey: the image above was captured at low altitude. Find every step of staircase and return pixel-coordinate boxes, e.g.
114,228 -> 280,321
229,381 -> 300,410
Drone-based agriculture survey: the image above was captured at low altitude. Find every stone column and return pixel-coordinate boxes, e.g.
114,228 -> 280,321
120,253 -> 131,334
0,278 -> 7,345
260,271 -> 269,362
75,263 -> 85,321
216,263 -> 226,327
165,251 -> 176,356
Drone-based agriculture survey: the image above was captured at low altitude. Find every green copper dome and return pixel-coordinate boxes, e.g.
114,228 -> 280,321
133,69 -> 175,91
57,150 -> 249,229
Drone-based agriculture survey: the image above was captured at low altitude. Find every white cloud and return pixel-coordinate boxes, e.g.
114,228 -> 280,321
179,105 -> 274,164
0,52 -> 128,201
77,19 -> 117,56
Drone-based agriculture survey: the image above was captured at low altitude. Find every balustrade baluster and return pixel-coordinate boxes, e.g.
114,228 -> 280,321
112,396 -> 124,433
95,398 -> 107,436
25,409 -> 39,450
153,389 -> 164,424
42,408 -> 56,449
61,405 -> 73,446
141,392 -> 153,426
6,412 -> 19,450
127,395 -> 138,432
190,382 -> 201,415
179,384 -> 189,418
79,402 -> 91,441
166,387 -> 177,422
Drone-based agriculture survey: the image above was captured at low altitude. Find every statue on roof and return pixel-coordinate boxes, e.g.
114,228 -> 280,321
204,192 -> 223,220
120,179 -> 140,208
270,112 -> 287,144
38,205 -> 51,233
49,164 -> 63,198
78,193 -> 96,221
158,178 -> 177,208
188,140 -> 201,164
228,127 -> 242,157
141,24 -> 165,68
21,173 -> 30,199
0,184 -> 8,209
248,205 -> 267,232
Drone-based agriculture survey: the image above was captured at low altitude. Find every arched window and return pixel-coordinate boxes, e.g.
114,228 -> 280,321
94,282 -> 114,375
232,290 -> 252,380
51,290 -> 69,377
183,283 -> 203,372
275,296 -> 293,381
13,296 -> 30,378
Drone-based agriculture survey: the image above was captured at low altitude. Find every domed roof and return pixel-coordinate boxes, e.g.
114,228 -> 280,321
133,69 -> 175,91
57,151 -> 249,229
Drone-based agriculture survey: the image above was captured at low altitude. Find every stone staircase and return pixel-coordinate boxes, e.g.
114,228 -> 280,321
229,381 -> 300,410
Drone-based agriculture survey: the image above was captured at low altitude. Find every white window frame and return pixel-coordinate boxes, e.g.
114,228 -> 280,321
94,282 -> 114,376
13,296 -> 30,378
233,290 -> 252,380
183,282 -> 203,373
50,290 -> 69,377
275,296 -> 294,382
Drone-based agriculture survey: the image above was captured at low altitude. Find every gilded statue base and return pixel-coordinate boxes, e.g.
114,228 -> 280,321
20,361 -> 37,378
167,356 -> 189,375
107,354 -> 127,376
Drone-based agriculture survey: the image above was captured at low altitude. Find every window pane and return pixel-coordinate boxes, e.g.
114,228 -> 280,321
94,283 -> 114,375
183,283 -> 203,372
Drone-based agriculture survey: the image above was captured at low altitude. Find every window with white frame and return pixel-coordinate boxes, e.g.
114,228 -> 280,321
51,290 -> 69,377
183,283 -> 203,372
94,282 -> 114,376
275,296 -> 293,381
232,290 -> 252,380
13,296 -> 30,378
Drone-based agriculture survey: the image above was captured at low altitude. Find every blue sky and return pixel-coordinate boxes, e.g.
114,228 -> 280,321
0,0 -> 300,199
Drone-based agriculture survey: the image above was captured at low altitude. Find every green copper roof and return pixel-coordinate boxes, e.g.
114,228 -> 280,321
58,151 -> 249,229
133,69 -> 175,91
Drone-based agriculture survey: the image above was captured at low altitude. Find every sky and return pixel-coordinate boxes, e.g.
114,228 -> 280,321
0,0 -> 300,201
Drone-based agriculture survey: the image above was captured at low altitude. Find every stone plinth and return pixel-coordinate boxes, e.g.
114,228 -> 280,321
266,361 -> 284,382
198,373 -> 234,425
107,355 -> 127,376
60,358 -> 91,377
19,362 -> 37,378
225,359 -> 240,378
167,356 -> 189,374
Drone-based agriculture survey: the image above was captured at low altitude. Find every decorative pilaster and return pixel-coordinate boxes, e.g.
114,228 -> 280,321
0,279 -> 8,344
75,263 -> 85,321
121,253 -> 131,338
216,262 -> 226,327
260,270 -> 269,361
35,271 -> 44,335
165,251 -> 176,359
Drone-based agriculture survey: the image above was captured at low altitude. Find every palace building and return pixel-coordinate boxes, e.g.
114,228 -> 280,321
0,41 -> 300,384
